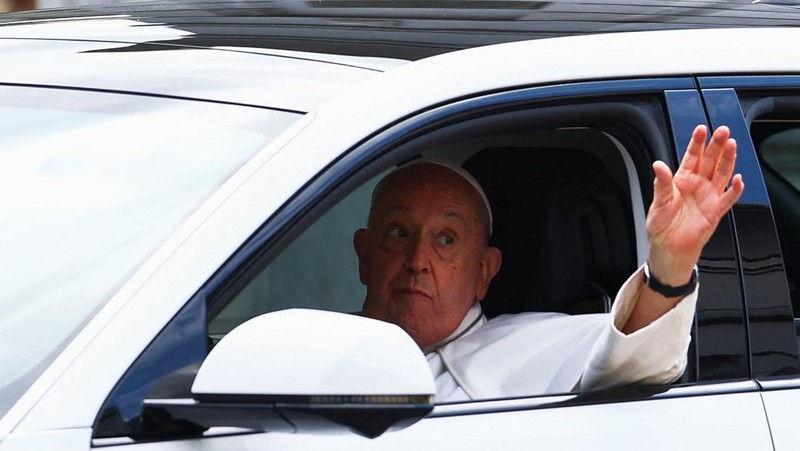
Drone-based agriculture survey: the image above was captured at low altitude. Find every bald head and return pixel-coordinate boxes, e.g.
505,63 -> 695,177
369,161 -> 493,244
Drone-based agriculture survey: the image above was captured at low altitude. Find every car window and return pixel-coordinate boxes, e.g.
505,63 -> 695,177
208,123 -> 647,335
0,85 -> 302,418
209,126 -> 647,326
202,100 -> 666,378
751,118 -> 800,341
209,175 -> 382,340
760,128 -> 800,190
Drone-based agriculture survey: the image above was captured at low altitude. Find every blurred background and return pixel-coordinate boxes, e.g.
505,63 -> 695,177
0,0 -> 106,12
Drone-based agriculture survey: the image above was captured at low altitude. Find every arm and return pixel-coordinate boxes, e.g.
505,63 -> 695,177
621,125 -> 744,334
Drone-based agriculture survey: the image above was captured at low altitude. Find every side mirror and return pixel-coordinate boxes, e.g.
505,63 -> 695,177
145,309 -> 435,438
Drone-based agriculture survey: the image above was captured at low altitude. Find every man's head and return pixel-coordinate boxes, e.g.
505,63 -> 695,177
354,161 -> 502,347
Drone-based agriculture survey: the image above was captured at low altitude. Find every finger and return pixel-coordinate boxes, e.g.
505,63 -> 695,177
678,125 -> 708,175
652,160 -> 674,208
712,137 -> 737,192
697,126 -> 731,179
717,174 -> 745,215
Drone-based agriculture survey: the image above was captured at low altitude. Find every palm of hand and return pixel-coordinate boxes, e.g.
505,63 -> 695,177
646,125 -> 745,269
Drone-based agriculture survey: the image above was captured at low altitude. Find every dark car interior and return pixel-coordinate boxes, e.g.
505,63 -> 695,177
463,144 -> 636,318
750,118 -> 800,326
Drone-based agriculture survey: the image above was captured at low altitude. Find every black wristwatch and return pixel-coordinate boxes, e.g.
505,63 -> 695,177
643,263 -> 698,298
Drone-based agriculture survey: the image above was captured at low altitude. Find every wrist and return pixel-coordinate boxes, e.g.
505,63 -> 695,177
643,262 -> 698,298
646,246 -> 698,287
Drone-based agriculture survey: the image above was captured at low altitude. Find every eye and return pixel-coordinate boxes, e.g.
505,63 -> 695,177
437,234 -> 455,246
388,227 -> 407,238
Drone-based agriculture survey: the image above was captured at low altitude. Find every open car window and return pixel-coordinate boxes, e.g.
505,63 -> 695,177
210,125 -> 649,344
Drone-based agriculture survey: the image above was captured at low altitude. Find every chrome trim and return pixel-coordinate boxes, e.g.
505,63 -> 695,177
430,380 -> 759,417
758,377 -> 800,391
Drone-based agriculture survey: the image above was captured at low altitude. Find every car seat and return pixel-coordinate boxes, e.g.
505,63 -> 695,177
462,146 -> 637,318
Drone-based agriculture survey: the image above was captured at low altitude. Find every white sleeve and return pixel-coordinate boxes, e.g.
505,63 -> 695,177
578,265 -> 697,391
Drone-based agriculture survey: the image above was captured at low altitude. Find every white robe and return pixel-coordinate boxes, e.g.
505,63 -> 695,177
426,266 -> 697,402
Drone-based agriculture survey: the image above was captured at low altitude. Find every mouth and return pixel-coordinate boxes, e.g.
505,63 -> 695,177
394,287 -> 432,301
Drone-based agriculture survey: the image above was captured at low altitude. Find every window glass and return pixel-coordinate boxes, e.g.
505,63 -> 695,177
760,128 -> 800,190
210,175 -> 381,338
0,85 -> 300,418
752,121 -> 800,336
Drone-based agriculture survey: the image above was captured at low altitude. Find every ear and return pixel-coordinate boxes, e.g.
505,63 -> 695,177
476,246 -> 502,301
353,228 -> 369,284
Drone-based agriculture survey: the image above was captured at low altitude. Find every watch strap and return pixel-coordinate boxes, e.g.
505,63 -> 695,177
643,263 -> 698,298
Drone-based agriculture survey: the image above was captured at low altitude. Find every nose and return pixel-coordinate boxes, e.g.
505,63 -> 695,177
405,236 -> 431,274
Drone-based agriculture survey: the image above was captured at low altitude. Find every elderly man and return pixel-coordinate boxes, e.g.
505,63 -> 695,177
353,125 -> 744,402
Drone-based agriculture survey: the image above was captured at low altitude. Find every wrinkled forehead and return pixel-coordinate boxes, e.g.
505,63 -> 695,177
370,161 -> 493,236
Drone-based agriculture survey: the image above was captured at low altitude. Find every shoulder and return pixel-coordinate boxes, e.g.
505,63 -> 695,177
485,311 -> 608,329
451,311 -> 611,349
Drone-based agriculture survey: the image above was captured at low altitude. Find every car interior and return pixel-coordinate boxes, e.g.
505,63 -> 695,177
462,137 -> 636,318
748,109 -> 800,342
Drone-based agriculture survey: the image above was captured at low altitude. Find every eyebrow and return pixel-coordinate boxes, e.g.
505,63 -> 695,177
443,211 -> 468,226
384,206 -> 468,226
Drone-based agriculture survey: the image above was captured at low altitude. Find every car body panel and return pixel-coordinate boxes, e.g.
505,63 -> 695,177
0,32 -> 395,112
761,386 -> 800,451
0,428 -> 91,451
1,1 -> 800,448
91,388 -> 771,451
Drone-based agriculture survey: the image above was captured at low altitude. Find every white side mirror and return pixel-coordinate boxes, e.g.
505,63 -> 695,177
146,309 -> 435,438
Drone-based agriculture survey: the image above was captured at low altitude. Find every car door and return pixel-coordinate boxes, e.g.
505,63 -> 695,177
699,75 -> 800,451
3,35 -> 777,451
85,79 -> 771,451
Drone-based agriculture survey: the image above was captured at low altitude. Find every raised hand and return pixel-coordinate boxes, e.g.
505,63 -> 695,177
645,125 -> 745,286
623,125 -> 745,334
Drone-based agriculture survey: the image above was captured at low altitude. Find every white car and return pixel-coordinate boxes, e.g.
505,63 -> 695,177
2,1 -> 800,450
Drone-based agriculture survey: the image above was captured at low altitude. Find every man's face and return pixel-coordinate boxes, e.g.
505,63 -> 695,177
354,164 -> 501,348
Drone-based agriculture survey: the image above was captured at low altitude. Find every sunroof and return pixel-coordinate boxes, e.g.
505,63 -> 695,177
753,0 -> 800,6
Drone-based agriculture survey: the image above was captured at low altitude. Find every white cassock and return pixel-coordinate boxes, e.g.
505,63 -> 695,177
425,266 -> 697,402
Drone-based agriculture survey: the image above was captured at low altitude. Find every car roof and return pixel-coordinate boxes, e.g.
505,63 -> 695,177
0,25 -> 397,112
0,1 -> 798,110
1,0 -> 798,61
